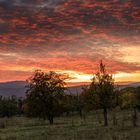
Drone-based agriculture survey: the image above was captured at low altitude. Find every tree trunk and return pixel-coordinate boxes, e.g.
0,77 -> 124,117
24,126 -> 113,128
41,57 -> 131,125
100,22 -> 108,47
49,95 -> 54,125
103,108 -> 108,126
112,109 -> 117,126
132,107 -> 137,127
79,109 -> 83,118
49,116 -> 54,125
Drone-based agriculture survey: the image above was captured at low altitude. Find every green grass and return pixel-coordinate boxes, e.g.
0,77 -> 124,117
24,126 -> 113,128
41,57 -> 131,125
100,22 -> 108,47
0,109 -> 140,140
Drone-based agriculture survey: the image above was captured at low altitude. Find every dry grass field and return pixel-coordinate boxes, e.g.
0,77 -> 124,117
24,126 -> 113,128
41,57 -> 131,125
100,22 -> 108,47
0,109 -> 140,140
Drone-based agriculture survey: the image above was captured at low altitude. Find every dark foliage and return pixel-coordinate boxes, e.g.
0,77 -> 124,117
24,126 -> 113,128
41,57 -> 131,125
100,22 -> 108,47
25,70 -> 68,124
0,96 -> 20,117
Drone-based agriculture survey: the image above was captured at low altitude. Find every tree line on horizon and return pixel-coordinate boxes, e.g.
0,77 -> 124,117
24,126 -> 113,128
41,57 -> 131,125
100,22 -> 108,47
0,61 -> 140,127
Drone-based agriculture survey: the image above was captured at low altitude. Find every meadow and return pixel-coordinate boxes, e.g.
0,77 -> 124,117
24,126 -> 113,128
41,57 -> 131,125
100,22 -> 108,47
0,109 -> 140,140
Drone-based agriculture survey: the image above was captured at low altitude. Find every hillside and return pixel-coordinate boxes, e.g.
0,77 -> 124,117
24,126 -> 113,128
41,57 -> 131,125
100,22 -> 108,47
0,81 -> 27,97
0,81 -> 140,97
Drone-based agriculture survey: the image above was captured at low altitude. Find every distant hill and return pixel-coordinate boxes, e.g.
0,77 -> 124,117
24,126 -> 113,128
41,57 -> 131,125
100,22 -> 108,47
0,81 -> 85,97
118,82 -> 140,89
0,81 -> 140,97
0,81 -> 27,97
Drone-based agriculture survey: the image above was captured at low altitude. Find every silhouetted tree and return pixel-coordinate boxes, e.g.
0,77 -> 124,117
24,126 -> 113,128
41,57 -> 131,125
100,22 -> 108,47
17,97 -> 24,115
136,86 -> 140,112
119,87 -> 140,127
80,85 -> 99,112
86,61 -> 116,126
0,96 -> 19,118
25,70 -> 68,124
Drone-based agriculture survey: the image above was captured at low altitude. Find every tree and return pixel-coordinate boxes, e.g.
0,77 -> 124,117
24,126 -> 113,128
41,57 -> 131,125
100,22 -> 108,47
119,87 -> 140,127
25,70 -> 68,124
81,85 -> 100,111
136,86 -> 140,112
0,96 -> 19,118
87,61 -> 116,126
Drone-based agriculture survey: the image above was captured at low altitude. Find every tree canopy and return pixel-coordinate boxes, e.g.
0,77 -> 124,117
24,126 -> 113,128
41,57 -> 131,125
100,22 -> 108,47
25,70 -> 68,124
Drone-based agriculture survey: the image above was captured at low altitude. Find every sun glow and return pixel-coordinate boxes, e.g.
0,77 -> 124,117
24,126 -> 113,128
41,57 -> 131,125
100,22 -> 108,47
59,71 -> 140,85
57,70 -> 92,83
115,72 -> 140,82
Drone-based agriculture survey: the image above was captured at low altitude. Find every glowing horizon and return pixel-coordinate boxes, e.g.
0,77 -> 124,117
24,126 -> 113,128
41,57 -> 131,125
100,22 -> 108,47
0,69 -> 140,86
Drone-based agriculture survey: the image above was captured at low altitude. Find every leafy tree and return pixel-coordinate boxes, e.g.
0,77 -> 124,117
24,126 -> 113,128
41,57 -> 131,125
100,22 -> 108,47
119,87 -> 140,127
25,70 -> 68,124
64,94 -> 83,117
62,94 -> 76,116
0,96 -> 19,118
17,97 -> 24,115
136,86 -> 140,111
80,86 -> 100,112
86,61 -> 116,126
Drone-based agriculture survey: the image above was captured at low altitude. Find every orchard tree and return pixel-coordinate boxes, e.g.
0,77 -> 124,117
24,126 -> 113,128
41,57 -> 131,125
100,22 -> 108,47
88,61 -> 116,126
0,96 -> 19,118
136,86 -> 140,111
80,86 -> 99,112
25,70 -> 68,125
119,87 -> 140,127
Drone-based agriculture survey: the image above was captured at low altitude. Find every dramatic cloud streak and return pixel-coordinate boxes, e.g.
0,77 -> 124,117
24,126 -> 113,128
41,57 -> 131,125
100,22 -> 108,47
0,0 -> 140,84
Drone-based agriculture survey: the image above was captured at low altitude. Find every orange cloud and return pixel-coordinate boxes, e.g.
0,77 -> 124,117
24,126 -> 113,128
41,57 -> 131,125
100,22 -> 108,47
0,0 -> 139,84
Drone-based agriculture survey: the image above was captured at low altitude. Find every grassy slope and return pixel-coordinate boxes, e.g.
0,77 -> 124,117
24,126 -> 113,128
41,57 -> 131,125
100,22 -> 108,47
0,110 -> 140,140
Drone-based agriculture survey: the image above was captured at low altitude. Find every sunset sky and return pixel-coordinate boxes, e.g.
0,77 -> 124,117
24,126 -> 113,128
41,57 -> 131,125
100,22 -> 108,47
0,0 -> 140,85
